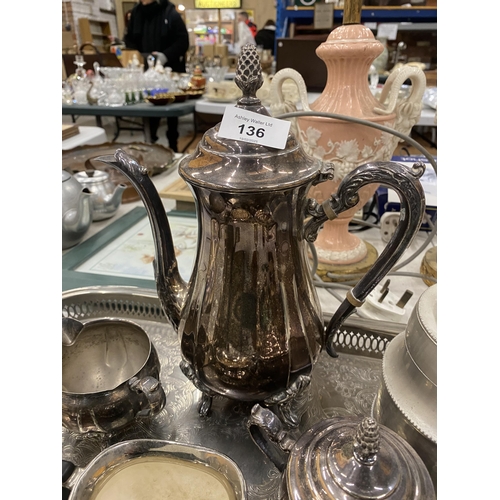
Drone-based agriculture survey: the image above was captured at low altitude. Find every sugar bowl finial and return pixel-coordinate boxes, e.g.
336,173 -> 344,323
235,43 -> 263,102
353,417 -> 380,465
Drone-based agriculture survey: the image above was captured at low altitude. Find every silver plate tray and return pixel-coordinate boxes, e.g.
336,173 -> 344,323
62,285 -> 402,500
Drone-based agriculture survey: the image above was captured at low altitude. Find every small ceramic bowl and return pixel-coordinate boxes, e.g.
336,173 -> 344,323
145,93 -> 176,106
184,89 -> 204,100
170,92 -> 188,103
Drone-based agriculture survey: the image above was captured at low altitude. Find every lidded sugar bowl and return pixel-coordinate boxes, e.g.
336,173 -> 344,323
248,405 -> 436,500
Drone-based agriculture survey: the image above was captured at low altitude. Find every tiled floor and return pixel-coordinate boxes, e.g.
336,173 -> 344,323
62,113 -> 437,157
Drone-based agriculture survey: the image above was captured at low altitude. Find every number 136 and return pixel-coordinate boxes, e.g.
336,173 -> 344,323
238,124 -> 265,138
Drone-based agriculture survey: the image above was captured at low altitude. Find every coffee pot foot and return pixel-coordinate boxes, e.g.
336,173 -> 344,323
198,393 -> 213,417
264,374 -> 312,428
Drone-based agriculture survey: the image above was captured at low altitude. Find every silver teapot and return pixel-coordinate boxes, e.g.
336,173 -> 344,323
62,170 -> 93,250
247,404 -> 435,499
95,44 -> 426,423
74,169 -> 126,221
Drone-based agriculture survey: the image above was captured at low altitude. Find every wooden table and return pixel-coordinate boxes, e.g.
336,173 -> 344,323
62,101 -> 198,152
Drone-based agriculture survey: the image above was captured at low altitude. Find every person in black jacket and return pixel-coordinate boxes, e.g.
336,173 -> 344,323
255,20 -> 276,55
124,0 -> 189,151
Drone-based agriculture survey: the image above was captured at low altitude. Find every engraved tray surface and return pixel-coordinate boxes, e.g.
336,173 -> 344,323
62,286 -> 398,499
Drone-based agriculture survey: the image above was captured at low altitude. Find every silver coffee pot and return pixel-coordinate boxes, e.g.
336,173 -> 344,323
95,44 -> 426,423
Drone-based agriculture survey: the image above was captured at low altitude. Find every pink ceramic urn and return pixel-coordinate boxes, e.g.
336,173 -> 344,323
271,21 -> 426,278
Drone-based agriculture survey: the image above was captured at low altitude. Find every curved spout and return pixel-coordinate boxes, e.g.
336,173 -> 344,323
95,150 -> 187,329
104,182 -> 127,211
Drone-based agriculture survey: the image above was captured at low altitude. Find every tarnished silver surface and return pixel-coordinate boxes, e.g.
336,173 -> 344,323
247,406 -> 435,499
67,439 -> 247,500
62,286 -> 395,500
62,317 -> 166,434
93,44 -> 425,420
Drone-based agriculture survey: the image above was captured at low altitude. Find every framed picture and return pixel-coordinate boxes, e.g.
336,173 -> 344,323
63,207 -> 197,292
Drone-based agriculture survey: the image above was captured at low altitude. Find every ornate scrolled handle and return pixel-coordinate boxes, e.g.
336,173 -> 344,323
304,160 -> 426,357
129,375 -> 166,418
247,404 -> 296,472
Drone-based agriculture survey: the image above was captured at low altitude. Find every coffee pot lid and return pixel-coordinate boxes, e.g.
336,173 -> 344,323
179,44 -> 321,193
286,416 -> 435,499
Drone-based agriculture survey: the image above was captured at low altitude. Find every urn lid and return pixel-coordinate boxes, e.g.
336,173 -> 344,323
287,416 -> 435,499
179,44 -> 321,193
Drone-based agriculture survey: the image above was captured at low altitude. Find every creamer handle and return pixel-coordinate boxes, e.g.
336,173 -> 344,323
247,404 -> 295,472
129,375 -> 166,418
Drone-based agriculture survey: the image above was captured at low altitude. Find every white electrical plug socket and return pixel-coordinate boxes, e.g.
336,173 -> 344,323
357,279 -> 413,323
380,212 -> 400,243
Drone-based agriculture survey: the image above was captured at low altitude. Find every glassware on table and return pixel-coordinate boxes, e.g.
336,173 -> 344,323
87,62 -> 107,105
205,65 -> 228,83
72,54 -> 90,104
105,80 -> 125,107
73,55 -> 87,80
176,73 -> 191,92
143,59 -> 165,95
72,79 -> 90,105
100,67 -> 125,106
62,81 -> 73,105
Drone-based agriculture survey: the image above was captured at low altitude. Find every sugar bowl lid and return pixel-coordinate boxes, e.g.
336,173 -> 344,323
287,416 -> 435,499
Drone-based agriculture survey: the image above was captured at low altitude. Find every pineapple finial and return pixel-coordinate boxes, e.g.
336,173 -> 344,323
353,417 -> 380,465
234,44 -> 263,100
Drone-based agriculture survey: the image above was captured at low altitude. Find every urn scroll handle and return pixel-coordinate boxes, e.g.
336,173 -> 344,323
269,68 -> 311,134
305,160 -> 426,357
374,65 -> 426,124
